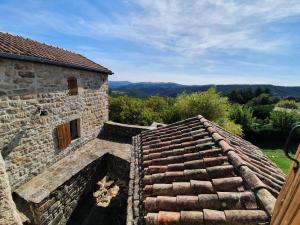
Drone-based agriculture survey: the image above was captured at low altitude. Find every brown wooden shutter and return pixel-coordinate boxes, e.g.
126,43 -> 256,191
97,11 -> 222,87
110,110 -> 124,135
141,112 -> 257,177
57,122 -> 71,150
68,78 -> 78,95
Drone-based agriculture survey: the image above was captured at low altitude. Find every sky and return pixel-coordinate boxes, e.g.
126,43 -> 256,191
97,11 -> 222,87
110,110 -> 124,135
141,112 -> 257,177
0,0 -> 300,86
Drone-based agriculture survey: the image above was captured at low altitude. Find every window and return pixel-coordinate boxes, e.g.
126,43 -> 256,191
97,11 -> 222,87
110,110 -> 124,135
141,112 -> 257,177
68,77 -> 78,95
57,119 -> 80,149
70,119 -> 79,140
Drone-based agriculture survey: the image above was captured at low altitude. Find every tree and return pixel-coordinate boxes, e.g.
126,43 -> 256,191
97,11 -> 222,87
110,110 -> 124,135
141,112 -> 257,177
222,119 -> 243,137
175,88 -> 230,121
229,105 -> 255,131
144,95 -> 178,123
109,94 -> 178,126
175,88 -> 243,136
269,111 -> 300,132
252,104 -> 274,120
228,87 -> 275,104
276,100 -> 299,109
247,93 -> 279,106
109,95 -> 145,125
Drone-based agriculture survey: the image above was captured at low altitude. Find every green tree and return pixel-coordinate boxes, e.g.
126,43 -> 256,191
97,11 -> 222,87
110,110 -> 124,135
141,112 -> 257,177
269,110 -> 300,132
247,93 -> 279,106
109,95 -> 145,125
252,104 -> 274,120
222,119 -> 243,137
109,94 -> 178,126
276,99 -> 298,109
175,88 -> 230,121
175,88 -> 242,136
229,105 -> 255,131
145,95 -> 178,123
139,107 -> 162,125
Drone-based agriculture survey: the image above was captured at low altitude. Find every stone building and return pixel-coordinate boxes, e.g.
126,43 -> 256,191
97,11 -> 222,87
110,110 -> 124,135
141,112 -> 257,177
0,32 -> 137,225
0,32 -> 114,190
0,32 -> 287,225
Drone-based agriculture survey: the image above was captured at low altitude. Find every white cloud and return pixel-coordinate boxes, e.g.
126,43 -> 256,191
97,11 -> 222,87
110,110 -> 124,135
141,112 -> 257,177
3,0 -> 299,57
1,0 -> 300,85
83,0 -> 300,57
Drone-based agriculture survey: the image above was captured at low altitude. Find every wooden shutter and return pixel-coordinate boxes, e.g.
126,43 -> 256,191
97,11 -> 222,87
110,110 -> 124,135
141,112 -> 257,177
68,78 -> 78,95
271,145 -> 300,225
57,122 -> 71,150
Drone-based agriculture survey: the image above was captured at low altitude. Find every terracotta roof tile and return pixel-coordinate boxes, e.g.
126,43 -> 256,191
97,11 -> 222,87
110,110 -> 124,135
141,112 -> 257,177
129,115 -> 285,225
0,32 -> 112,74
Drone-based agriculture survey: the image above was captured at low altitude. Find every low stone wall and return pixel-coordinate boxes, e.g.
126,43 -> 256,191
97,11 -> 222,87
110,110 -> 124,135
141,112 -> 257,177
15,155 -> 107,225
14,151 -> 130,225
101,121 -> 152,141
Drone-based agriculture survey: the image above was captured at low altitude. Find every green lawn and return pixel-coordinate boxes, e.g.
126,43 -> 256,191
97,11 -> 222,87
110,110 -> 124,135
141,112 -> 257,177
261,149 -> 292,174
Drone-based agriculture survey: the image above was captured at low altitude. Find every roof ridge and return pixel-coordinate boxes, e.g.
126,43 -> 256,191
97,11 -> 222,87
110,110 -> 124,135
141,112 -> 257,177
197,115 -> 276,217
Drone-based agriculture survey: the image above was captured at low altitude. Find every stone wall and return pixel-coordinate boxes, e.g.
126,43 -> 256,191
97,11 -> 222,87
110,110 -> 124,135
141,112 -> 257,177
0,154 -> 22,225
13,153 -> 130,225
101,121 -> 152,142
22,155 -> 107,225
0,58 -> 109,190
67,154 -> 130,225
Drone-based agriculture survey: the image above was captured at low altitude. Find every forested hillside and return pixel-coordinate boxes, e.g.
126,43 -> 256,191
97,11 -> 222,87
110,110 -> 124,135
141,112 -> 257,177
109,81 -> 300,98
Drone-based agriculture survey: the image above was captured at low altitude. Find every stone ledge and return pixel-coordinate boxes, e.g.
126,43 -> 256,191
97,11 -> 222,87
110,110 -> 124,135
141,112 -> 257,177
100,121 -> 154,142
15,138 -> 131,204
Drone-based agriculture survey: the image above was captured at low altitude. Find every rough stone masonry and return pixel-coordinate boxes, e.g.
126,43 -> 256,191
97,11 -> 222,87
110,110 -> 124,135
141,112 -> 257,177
0,58 -> 109,191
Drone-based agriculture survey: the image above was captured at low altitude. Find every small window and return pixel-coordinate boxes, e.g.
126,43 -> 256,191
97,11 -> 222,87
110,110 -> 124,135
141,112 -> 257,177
70,119 -> 80,140
68,77 -> 78,95
57,119 -> 80,149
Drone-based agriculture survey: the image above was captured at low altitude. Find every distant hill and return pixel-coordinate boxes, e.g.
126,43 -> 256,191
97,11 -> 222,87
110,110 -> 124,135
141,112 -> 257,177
109,81 -> 132,88
109,81 -> 300,98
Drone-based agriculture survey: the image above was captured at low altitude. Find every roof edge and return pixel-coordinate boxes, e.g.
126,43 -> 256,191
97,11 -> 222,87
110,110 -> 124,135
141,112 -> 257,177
0,52 -> 113,75
127,136 -> 144,225
198,115 -> 277,217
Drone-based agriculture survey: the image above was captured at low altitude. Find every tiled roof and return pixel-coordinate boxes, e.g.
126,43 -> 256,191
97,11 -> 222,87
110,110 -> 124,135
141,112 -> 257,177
0,32 -> 112,74
128,115 -> 285,225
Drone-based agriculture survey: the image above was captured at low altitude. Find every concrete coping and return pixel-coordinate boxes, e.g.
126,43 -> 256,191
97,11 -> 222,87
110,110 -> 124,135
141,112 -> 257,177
105,121 -> 153,130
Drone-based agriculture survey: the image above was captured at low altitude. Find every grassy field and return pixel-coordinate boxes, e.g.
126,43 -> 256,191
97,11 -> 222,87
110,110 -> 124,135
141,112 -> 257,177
252,139 -> 297,174
261,149 -> 292,174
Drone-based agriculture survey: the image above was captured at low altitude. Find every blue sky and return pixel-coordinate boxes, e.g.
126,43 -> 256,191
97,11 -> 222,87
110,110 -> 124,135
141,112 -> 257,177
0,0 -> 300,86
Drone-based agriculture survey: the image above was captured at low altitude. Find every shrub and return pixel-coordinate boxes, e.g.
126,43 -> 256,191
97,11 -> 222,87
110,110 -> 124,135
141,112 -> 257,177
145,95 -> 178,123
252,104 -> 274,120
283,96 -> 300,102
247,93 -> 279,106
109,95 -> 148,125
227,87 -> 272,104
229,105 -> 255,131
140,107 -> 162,125
109,95 -> 178,126
269,110 -> 300,132
222,119 -> 243,136
175,88 -> 242,135
276,100 -> 299,109
175,88 -> 230,121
